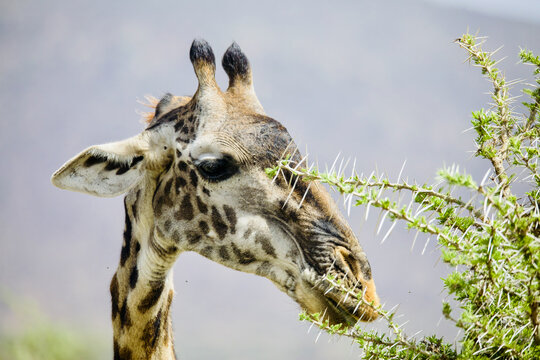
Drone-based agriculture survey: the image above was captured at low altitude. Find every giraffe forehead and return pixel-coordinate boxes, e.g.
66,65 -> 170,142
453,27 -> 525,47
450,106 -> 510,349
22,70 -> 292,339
146,90 -> 296,171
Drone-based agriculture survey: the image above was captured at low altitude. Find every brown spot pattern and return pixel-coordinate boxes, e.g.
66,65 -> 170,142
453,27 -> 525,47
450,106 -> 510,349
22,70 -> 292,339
219,246 -> 230,261
163,290 -> 174,344
120,204 -> 132,267
163,178 -> 173,196
119,298 -> 132,328
256,261 -> 272,276
199,221 -> 209,234
110,273 -> 119,320
231,243 -> 256,265
172,230 -> 181,243
174,119 -> 185,132
175,194 -> 194,221
131,189 -> 140,220
187,231 -> 202,244
154,195 -> 165,217
177,161 -> 188,172
176,177 -> 187,192
211,206 -> 228,240
114,340 -> 133,360
201,246 -> 214,258
196,196 -> 208,214
129,264 -> 138,289
164,219 -> 171,232
255,234 -> 276,257
189,170 -> 198,187
138,281 -> 165,313
223,205 -> 237,234
141,309 -> 162,357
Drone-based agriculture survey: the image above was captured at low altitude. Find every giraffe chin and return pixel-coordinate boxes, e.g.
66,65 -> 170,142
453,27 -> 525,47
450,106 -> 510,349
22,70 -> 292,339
295,271 -> 379,326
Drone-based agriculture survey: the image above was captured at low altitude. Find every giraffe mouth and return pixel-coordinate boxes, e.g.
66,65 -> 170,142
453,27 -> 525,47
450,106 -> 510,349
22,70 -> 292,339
323,296 -> 360,326
317,277 -> 379,325
296,269 -> 379,326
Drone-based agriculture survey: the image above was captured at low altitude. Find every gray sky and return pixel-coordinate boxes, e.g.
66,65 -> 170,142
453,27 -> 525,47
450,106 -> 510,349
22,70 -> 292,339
1,0 -> 539,359
426,0 -> 540,23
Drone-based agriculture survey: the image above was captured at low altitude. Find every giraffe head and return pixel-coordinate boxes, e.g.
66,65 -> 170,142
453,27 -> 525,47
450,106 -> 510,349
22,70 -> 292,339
52,39 -> 379,325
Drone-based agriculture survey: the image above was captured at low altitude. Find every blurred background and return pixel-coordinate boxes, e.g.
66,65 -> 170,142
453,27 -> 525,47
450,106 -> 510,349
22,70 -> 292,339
1,0 -> 539,359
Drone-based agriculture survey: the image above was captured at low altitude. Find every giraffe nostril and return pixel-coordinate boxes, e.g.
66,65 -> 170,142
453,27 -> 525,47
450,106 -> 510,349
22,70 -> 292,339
333,245 -> 381,319
334,246 -> 362,283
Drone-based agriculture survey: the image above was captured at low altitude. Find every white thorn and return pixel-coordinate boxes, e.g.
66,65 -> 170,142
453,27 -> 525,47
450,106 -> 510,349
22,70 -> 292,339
376,211 -> 389,235
315,330 -> 323,343
365,201 -> 372,221
346,192 -> 354,217
422,237 -> 431,255
411,231 -> 420,252
381,221 -> 397,244
283,172 -> 300,207
298,180 -> 313,210
329,152 -> 341,174
293,154 -> 309,171
397,159 -> 407,183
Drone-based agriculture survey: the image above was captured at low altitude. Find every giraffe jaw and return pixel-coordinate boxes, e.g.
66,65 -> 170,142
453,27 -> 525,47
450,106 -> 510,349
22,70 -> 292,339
266,218 -> 380,325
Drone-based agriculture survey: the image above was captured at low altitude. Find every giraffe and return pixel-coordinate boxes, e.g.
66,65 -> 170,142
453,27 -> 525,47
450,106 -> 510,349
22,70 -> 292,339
51,39 -> 379,359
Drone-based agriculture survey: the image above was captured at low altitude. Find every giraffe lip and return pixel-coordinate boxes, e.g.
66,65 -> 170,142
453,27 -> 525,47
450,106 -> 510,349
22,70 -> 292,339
298,270 -> 361,326
305,271 -> 379,325
323,296 -> 359,326
321,280 -> 380,324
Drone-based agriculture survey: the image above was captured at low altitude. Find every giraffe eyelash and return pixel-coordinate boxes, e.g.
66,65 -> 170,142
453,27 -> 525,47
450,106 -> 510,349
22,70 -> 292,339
195,155 -> 238,182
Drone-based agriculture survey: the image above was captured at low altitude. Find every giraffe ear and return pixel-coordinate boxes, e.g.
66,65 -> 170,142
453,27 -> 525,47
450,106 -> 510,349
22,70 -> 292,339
51,135 -> 147,197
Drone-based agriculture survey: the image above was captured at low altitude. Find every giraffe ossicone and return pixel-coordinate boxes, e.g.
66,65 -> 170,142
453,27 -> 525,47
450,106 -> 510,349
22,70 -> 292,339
52,39 -> 379,359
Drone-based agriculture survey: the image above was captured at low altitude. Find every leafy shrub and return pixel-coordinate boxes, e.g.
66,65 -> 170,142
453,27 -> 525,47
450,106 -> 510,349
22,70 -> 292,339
268,32 -> 540,360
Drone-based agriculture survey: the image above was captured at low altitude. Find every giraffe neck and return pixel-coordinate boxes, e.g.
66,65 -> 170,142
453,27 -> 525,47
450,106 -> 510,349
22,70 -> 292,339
110,186 -> 180,360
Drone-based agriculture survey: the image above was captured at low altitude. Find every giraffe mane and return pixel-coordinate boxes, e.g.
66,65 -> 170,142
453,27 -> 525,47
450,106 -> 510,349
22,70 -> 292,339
137,95 -> 160,124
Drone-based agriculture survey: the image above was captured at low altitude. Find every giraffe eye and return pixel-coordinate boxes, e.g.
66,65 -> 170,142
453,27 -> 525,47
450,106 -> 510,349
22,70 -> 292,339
195,156 -> 238,182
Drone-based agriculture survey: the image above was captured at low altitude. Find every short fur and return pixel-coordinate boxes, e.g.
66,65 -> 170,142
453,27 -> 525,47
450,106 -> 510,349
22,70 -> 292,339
52,39 -> 379,360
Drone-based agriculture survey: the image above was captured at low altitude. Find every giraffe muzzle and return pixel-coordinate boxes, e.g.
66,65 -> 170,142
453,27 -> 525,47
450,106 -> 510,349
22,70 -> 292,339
294,239 -> 379,325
